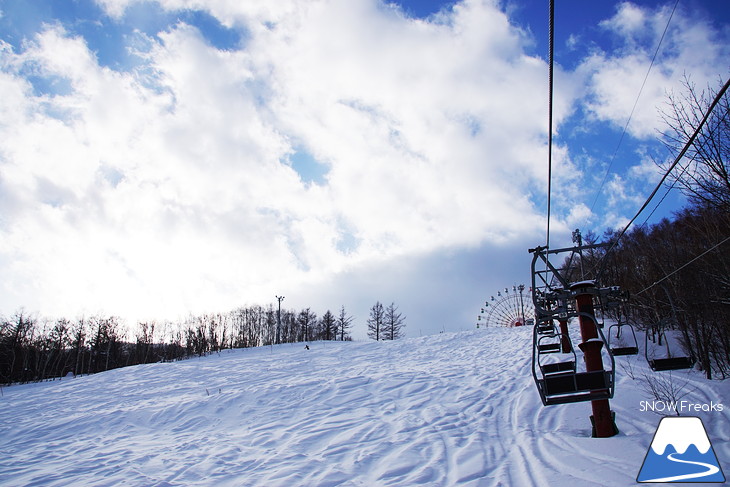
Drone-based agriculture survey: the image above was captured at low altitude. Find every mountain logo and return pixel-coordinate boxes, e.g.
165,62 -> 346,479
637,416 -> 725,483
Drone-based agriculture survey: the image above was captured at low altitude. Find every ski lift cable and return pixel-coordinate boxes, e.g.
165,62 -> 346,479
641,105 -> 730,228
596,76 -> 730,281
638,157 -> 688,227
588,0 -> 680,220
635,234 -> 730,296
546,0 -> 555,251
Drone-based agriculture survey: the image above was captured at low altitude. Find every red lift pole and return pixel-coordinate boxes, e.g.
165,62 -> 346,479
571,281 -> 617,438
558,318 -> 571,353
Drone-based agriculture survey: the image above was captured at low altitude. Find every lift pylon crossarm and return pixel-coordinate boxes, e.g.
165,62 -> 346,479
597,286 -> 628,310
528,242 -> 609,256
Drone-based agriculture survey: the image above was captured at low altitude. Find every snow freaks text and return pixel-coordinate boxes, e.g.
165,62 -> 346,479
639,400 -> 724,413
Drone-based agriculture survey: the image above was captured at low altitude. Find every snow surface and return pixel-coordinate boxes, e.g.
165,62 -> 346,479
1,327 -> 728,486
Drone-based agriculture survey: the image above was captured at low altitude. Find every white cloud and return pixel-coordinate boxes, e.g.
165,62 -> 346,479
2,0 -> 725,325
249,0 -> 554,246
563,203 -> 593,229
580,2 -> 729,139
0,23 -> 313,320
599,2 -> 648,43
0,1 -> 558,323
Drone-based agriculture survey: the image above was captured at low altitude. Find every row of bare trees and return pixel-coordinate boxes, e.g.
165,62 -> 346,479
590,203 -> 730,379
367,301 -> 406,341
0,304 -> 354,385
578,76 -> 730,379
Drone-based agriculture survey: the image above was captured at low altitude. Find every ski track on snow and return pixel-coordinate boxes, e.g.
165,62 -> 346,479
1,327 -> 728,486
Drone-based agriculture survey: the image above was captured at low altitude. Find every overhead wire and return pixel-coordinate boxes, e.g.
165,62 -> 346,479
587,0 -> 680,220
640,103 -> 730,227
638,167 -> 683,226
635,235 -> 730,295
596,76 -> 730,280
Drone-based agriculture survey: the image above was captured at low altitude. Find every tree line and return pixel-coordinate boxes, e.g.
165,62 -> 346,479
586,202 -> 730,380
572,76 -> 729,379
0,304 -> 355,386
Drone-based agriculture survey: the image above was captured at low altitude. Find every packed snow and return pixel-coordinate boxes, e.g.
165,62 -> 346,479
1,326 -> 728,486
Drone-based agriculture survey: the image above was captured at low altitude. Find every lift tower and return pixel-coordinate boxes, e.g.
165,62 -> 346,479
529,243 -> 619,438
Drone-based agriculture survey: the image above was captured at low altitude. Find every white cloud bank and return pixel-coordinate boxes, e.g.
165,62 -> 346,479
581,1 -> 728,139
0,0 -> 726,324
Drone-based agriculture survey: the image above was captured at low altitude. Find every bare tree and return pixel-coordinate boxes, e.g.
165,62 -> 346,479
298,308 -> 317,343
367,301 -> 385,341
383,302 -> 405,340
336,305 -> 354,341
659,75 -> 730,211
136,322 -> 155,364
320,310 -> 336,341
0,311 -> 36,383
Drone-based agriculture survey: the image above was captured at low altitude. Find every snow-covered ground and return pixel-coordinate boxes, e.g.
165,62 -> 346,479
1,326 -> 728,486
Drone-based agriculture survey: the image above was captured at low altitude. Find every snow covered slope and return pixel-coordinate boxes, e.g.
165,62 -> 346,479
1,327 -> 728,486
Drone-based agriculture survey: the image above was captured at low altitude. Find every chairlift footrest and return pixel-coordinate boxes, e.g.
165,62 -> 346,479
543,390 -> 612,406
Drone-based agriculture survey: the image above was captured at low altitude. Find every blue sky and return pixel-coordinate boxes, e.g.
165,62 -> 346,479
0,0 -> 728,338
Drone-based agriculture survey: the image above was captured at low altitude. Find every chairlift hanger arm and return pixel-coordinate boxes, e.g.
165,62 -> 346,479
530,243 -> 611,290
529,243 -> 609,256
530,248 -> 571,291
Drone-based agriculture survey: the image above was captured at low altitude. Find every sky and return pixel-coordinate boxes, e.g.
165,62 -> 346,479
0,0 -> 728,338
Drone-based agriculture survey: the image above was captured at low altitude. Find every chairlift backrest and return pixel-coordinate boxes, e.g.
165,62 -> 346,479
607,322 -> 639,356
644,323 -> 694,371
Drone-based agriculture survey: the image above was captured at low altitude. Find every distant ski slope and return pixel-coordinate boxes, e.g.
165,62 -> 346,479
1,327 -> 728,486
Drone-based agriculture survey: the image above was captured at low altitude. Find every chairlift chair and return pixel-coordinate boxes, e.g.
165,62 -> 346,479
644,325 -> 695,371
536,332 -> 564,354
535,318 -> 556,335
536,332 -> 575,375
607,322 -> 639,356
531,324 -> 615,406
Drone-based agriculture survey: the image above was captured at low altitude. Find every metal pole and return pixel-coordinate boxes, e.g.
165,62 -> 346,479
572,229 -> 584,280
571,281 -> 617,438
518,284 -> 525,326
275,295 -> 284,344
558,317 -> 571,353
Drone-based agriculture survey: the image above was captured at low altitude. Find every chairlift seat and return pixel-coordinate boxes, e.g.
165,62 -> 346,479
538,370 -> 612,406
537,342 -> 561,353
537,324 -> 555,334
649,356 -> 694,371
611,346 -> 639,356
540,360 -> 575,375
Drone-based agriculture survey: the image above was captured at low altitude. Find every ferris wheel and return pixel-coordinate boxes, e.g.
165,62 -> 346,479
477,284 -> 535,328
